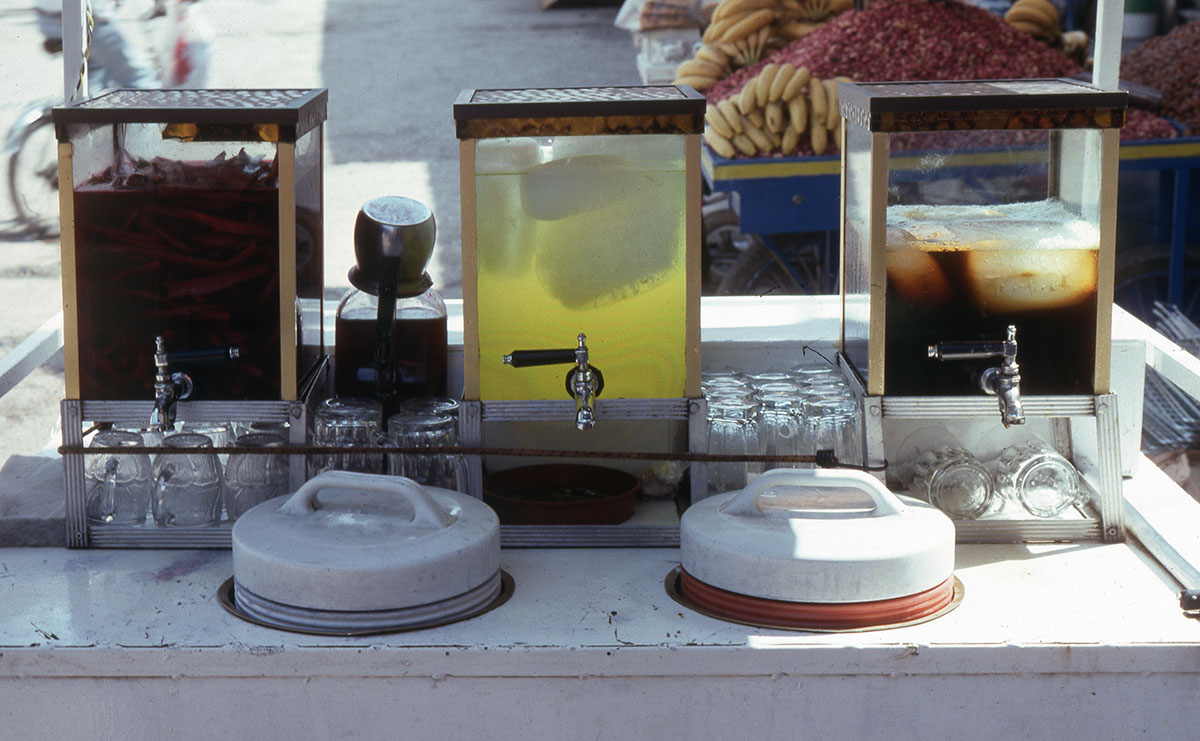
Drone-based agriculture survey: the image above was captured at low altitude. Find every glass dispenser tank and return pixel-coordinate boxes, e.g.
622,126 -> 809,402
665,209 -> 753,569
53,89 -> 327,549
839,79 -> 1127,402
454,86 -> 705,404
452,86 -> 710,524
53,89 -> 328,404
837,79 -> 1130,544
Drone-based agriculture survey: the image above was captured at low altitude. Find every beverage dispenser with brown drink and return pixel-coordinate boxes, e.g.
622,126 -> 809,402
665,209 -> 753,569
838,79 -> 1127,543
454,86 -> 707,544
53,89 -> 328,547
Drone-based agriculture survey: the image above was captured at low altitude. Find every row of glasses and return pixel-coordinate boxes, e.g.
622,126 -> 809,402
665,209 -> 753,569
85,426 -> 290,527
896,427 -> 1088,519
308,396 -> 466,492
702,366 -> 863,495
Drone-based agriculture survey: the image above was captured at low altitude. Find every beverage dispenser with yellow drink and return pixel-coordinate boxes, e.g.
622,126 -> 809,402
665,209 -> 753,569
454,86 -> 707,541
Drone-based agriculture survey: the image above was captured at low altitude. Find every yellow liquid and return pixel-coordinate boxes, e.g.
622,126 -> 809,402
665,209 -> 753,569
475,167 -> 687,400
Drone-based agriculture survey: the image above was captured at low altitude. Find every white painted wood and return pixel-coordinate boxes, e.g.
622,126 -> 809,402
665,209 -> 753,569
1093,0 -> 1125,91
0,311 -> 62,401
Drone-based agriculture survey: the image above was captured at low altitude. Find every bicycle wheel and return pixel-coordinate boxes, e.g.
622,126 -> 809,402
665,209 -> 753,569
715,233 -> 839,297
7,111 -> 60,239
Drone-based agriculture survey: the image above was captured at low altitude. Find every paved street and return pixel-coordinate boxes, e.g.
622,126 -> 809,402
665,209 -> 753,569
0,0 -> 639,463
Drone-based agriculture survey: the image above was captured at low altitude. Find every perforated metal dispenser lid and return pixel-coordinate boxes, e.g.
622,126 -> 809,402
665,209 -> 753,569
681,469 -> 955,604
453,85 -> 705,139
52,88 -> 328,142
232,471 -> 500,614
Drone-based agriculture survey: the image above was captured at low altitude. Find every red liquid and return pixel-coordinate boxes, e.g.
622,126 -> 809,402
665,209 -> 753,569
73,173 -> 281,400
334,315 -> 448,412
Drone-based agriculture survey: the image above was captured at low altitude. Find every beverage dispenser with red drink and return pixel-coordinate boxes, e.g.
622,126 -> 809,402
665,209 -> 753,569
53,89 -> 328,547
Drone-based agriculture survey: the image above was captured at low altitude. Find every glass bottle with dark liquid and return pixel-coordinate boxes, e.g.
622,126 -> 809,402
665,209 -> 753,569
334,197 -> 448,417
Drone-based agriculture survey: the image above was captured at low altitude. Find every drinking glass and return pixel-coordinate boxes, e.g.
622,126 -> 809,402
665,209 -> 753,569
398,397 -> 461,435
111,423 -> 166,447
706,396 -> 760,495
702,375 -> 753,399
749,371 -> 796,392
398,396 -> 460,418
309,397 -> 385,476
991,438 -> 1086,518
802,397 -> 862,469
85,430 -> 153,525
790,365 -> 839,383
895,427 -> 993,520
758,393 -> 804,471
387,412 -> 467,492
152,433 -> 223,526
180,421 -> 235,464
223,432 -> 289,521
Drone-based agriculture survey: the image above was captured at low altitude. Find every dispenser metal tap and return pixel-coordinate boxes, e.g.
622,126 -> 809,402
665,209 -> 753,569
928,325 -> 1025,427
503,332 -> 605,431
149,336 -> 193,432
569,334 -> 599,431
147,336 -> 240,431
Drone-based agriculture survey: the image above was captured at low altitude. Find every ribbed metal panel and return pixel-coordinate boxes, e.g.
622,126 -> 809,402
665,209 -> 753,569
481,398 -> 691,421
88,524 -> 233,549
953,519 -> 1102,544
62,400 -> 88,548
882,395 -> 1097,418
1095,393 -> 1125,541
81,400 -> 298,424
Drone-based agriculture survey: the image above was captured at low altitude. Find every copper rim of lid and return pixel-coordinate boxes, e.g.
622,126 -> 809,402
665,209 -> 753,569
678,566 -> 957,631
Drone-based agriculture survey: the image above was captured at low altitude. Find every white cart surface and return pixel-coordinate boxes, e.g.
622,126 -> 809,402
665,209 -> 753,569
1,458 -> 1199,739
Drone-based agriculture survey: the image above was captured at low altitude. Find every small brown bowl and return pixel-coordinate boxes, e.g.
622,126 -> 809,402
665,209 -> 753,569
482,464 -> 638,525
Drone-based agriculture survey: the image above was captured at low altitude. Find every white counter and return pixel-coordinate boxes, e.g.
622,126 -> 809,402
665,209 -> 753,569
2,458 -> 1199,738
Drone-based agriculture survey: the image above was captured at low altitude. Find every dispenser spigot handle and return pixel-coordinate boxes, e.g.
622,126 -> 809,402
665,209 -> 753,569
929,324 -> 1025,427
149,336 -> 232,431
502,333 -> 604,431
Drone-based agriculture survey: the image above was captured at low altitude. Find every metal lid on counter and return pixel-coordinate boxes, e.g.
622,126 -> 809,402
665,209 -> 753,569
230,471 -> 502,632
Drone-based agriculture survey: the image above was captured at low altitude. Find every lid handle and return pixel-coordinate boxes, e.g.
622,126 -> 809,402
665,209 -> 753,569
277,470 -> 455,529
722,468 -> 904,519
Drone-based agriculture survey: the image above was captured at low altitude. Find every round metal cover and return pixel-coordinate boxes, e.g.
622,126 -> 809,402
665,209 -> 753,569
232,470 -> 500,613
218,571 -> 514,636
665,567 -> 963,632
681,469 -> 955,604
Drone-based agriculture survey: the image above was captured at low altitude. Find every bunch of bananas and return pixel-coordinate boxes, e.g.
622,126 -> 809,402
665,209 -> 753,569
703,64 -> 853,158
702,0 -> 780,68
776,0 -> 855,41
1003,0 -> 1060,44
674,0 -> 855,90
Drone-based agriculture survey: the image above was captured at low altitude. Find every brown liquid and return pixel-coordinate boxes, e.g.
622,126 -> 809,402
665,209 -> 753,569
334,315 -> 448,414
885,247 -> 1098,396
73,183 -> 281,400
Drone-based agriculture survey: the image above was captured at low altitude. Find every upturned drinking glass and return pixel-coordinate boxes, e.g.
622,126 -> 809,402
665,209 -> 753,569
152,433 -> 223,526
802,397 -> 862,469
706,396 -> 760,495
387,412 -> 467,492
309,397 -> 385,476
991,439 -> 1086,518
85,430 -> 153,526
758,393 -> 805,471
223,432 -> 289,521
910,444 -> 994,520
180,421 -> 235,465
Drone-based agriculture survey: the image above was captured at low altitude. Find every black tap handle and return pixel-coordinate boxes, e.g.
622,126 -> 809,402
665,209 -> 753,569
928,340 -> 1006,360
503,349 -> 578,368
167,346 -> 240,365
